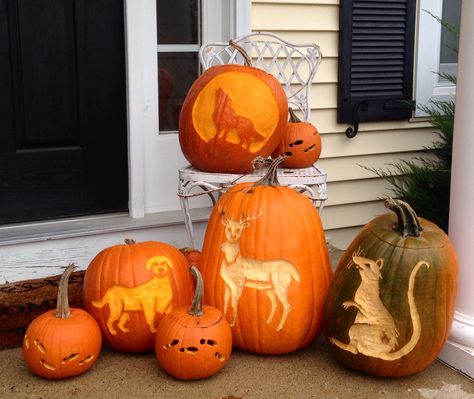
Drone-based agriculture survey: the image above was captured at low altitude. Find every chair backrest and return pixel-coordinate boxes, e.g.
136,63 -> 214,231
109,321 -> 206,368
199,32 -> 322,121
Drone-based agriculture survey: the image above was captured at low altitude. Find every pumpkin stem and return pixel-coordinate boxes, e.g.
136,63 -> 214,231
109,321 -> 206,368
253,156 -> 286,187
188,265 -> 204,317
56,263 -> 76,319
384,197 -> 423,237
124,239 -> 136,245
229,40 -> 252,67
289,108 -> 302,123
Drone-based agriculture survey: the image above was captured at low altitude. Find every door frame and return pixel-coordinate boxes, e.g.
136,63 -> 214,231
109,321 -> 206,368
124,0 -> 251,218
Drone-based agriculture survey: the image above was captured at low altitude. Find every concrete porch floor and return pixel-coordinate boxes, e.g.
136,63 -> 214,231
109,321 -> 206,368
1,336 -> 473,399
1,248 -> 473,398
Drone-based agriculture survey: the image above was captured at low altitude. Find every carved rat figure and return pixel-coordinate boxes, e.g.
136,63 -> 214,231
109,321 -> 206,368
329,252 -> 429,360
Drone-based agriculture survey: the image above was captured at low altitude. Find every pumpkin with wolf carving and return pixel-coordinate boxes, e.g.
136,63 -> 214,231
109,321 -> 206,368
198,156 -> 333,354
178,41 -> 288,173
323,198 -> 458,377
83,240 -> 194,352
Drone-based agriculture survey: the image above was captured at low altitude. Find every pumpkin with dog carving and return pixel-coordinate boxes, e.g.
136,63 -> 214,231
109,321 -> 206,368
83,240 -> 194,352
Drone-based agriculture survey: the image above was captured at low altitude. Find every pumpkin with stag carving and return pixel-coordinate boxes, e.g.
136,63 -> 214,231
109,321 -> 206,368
23,264 -> 102,379
83,240 -> 194,352
179,42 -> 288,173
323,198 -> 458,377
198,156 -> 333,354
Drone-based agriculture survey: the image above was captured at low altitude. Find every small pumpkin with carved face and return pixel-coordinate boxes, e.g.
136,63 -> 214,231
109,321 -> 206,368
23,265 -> 102,379
272,109 -> 322,168
155,266 -> 232,380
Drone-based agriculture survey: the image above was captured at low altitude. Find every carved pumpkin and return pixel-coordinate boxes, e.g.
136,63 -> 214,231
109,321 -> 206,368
23,264 -> 101,379
199,156 -> 333,354
323,198 -> 458,377
83,239 -> 194,352
155,266 -> 232,380
179,42 -> 288,173
272,108 -> 322,168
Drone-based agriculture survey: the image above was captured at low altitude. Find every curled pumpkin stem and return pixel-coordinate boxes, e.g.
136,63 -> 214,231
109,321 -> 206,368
289,108 -> 302,123
188,265 -> 204,317
229,40 -> 252,67
254,156 -> 286,187
384,197 -> 423,237
56,263 -> 76,319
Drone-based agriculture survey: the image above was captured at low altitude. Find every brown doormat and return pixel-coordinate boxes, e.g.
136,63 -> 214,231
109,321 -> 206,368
0,270 -> 85,350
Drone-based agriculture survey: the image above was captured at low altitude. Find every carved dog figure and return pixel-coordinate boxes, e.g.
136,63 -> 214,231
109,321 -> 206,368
92,256 -> 174,335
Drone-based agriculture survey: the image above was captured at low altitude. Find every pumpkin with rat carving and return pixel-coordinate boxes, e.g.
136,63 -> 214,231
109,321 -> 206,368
323,198 -> 457,377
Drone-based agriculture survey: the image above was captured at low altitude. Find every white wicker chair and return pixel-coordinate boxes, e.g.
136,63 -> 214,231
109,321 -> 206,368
178,32 -> 326,248
199,31 -> 322,121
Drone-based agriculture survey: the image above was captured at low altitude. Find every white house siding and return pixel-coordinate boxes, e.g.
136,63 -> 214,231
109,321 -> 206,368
252,0 -> 434,249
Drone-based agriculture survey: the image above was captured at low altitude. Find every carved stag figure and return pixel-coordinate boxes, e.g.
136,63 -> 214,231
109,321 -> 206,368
219,208 -> 300,331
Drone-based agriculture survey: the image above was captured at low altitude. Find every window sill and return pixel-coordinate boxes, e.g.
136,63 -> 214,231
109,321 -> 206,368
0,208 -> 211,246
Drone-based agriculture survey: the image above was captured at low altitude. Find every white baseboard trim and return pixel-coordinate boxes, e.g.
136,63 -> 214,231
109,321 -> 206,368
439,339 -> 474,380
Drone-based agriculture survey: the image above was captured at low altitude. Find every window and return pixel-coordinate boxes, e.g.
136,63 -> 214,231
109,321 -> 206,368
157,1 -> 201,132
414,0 -> 460,116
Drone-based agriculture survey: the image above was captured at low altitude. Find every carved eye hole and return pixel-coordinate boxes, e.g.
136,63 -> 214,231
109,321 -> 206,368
215,352 -> 226,362
163,339 -> 179,349
61,353 -> 79,364
40,359 -> 56,371
78,355 -> 95,366
200,339 -> 218,346
34,339 -> 46,354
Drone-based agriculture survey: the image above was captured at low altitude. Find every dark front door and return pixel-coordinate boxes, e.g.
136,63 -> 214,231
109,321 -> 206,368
0,0 -> 128,224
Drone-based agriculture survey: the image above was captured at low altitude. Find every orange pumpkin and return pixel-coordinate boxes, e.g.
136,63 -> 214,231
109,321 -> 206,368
155,266 -> 232,380
179,247 -> 202,267
273,108 -> 322,168
323,198 -> 458,377
83,239 -> 194,352
23,264 -> 102,379
199,156 -> 333,354
179,42 -> 288,173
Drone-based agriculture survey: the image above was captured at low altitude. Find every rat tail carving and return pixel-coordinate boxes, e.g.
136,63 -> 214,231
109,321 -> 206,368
378,260 -> 429,361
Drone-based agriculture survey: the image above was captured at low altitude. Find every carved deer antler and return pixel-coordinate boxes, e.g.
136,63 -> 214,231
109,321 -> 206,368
239,209 -> 262,224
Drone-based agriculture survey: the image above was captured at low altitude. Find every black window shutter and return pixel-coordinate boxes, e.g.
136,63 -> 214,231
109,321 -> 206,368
338,0 -> 416,137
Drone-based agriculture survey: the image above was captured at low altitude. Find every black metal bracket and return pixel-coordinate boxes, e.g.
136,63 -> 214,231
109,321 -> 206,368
345,101 -> 368,138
